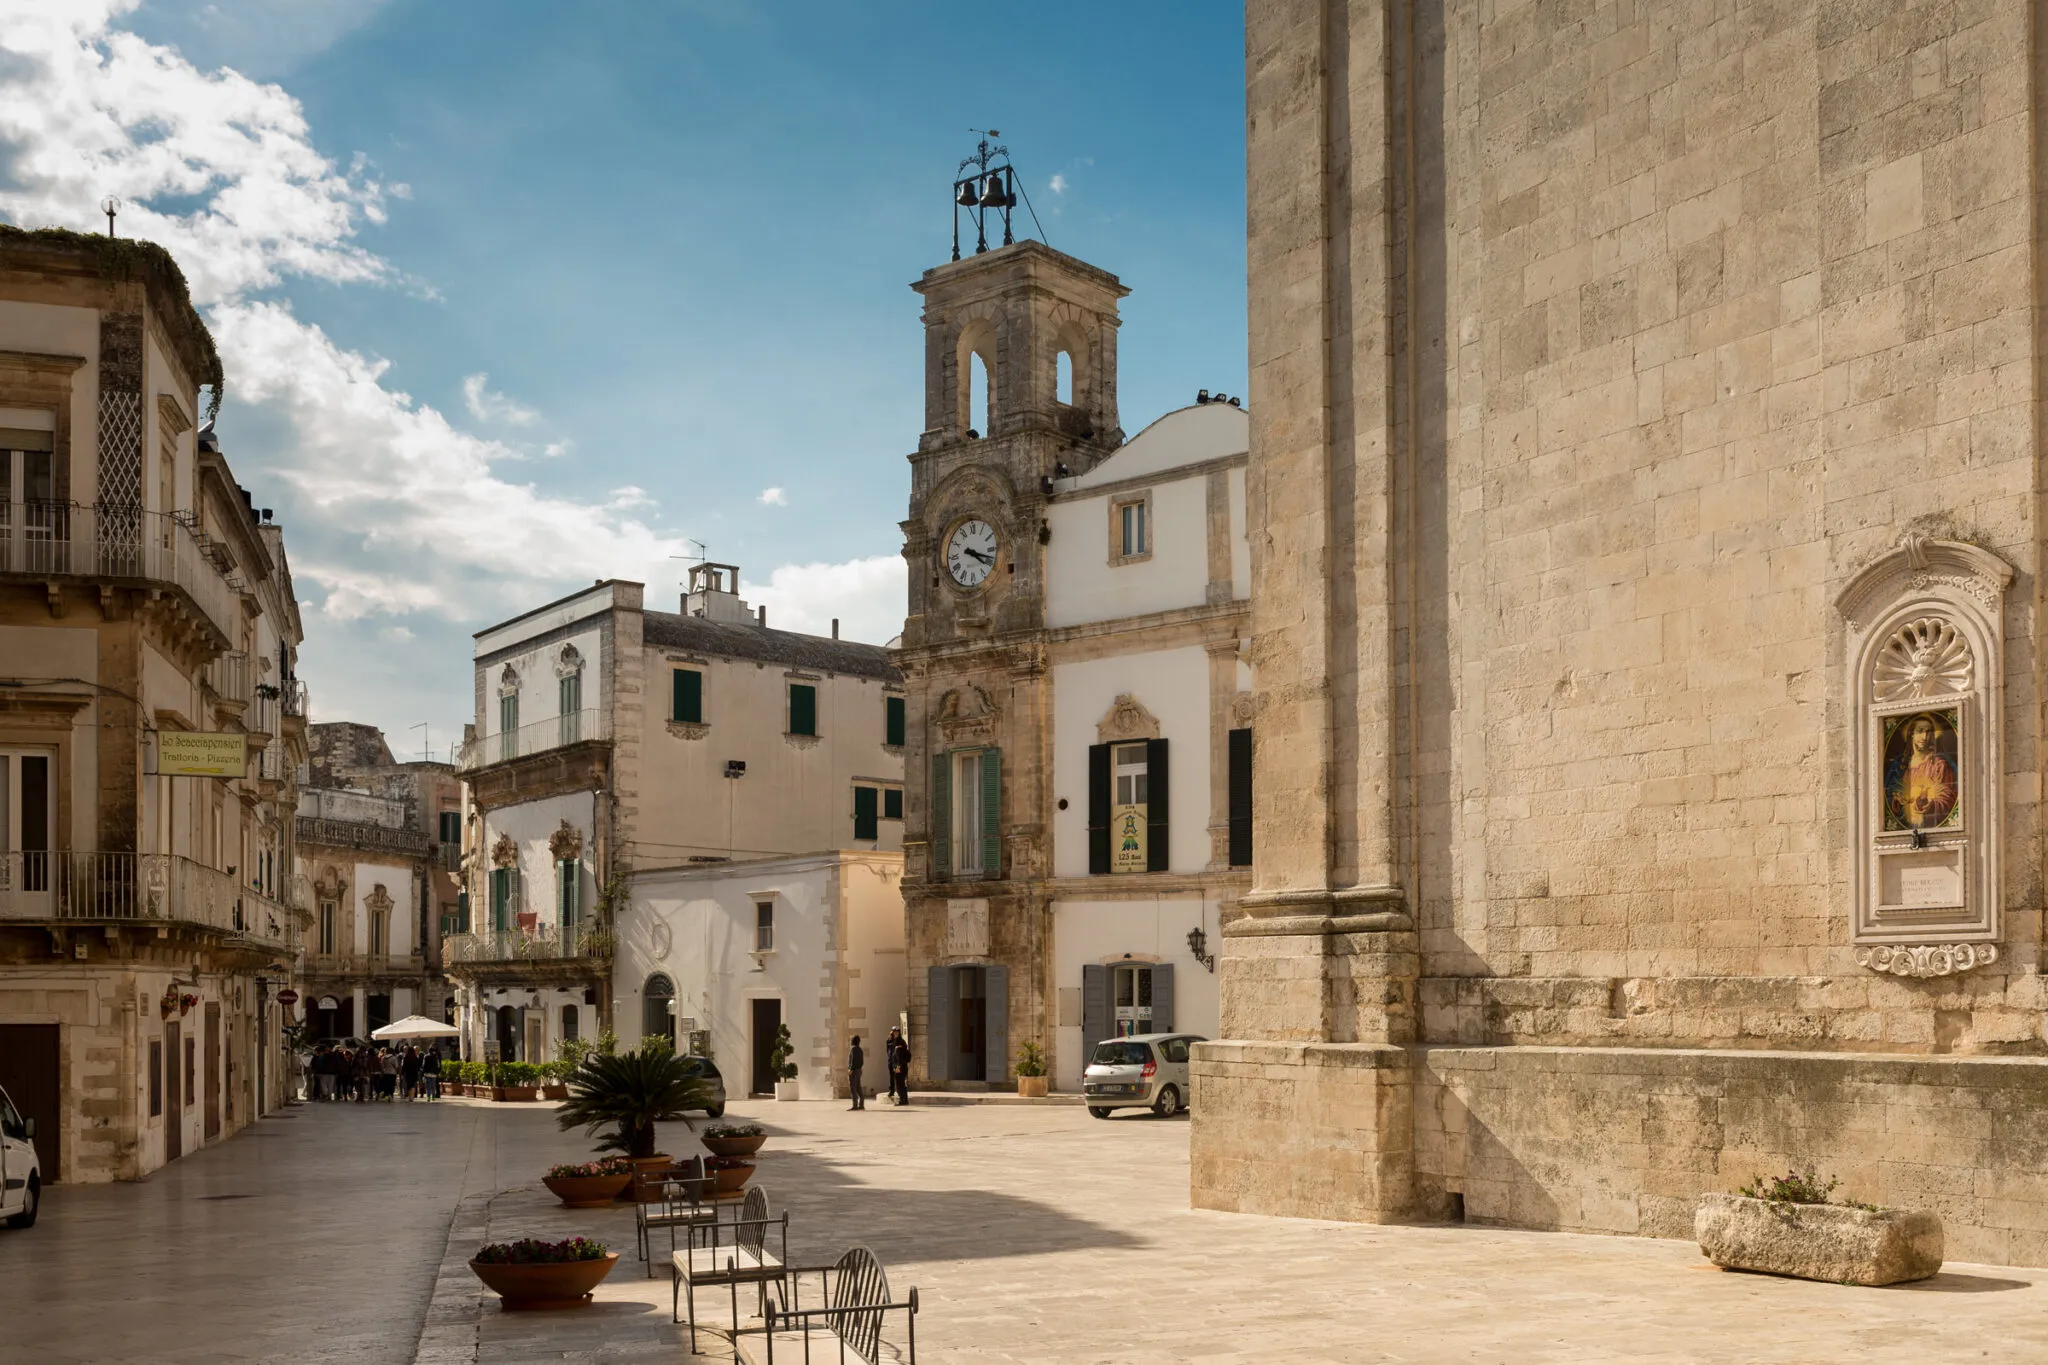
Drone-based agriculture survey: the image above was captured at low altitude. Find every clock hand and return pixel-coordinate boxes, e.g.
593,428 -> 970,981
964,548 -> 995,564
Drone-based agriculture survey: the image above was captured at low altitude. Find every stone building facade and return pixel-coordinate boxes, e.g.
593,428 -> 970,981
1190,0 -> 2048,1267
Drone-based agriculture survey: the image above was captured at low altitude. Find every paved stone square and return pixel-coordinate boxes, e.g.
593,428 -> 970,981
4,1095 -> 2046,1363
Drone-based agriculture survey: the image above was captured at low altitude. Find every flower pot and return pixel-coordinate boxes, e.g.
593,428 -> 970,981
542,1084 -> 569,1100
629,1155 -> 673,1203
494,1086 -> 539,1102
444,1082 -> 465,1097
701,1135 -> 767,1159
542,1173 -> 633,1208
709,1162 -> 755,1195
468,1252 -> 619,1310
774,1080 -> 799,1101
1695,1193 -> 1943,1286
1016,1076 -> 1048,1098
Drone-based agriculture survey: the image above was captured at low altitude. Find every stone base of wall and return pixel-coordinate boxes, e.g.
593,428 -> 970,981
1191,1042 -> 2048,1268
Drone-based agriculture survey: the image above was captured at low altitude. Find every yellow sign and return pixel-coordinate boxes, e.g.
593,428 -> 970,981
157,731 -> 247,777
1112,803 -> 1148,873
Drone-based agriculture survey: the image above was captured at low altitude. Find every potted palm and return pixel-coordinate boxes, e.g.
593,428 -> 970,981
770,1023 -> 800,1100
553,1038 -> 717,1197
1014,1040 -> 1049,1098
468,1236 -> 618,1309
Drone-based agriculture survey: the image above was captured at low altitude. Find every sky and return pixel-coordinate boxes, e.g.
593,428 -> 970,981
0,0 -> 1247,761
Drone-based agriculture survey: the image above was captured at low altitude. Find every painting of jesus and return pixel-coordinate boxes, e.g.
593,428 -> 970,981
1882,709 -> 1960,832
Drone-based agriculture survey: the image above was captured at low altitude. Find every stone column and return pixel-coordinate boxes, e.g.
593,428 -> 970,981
351,985 -> 366,1041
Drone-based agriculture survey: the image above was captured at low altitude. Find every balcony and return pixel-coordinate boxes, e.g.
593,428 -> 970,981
204,650 -> 252,713
0,500 -> 247,644
458,708 -> 610,773
0,851 -> 296,954
295,814 -> 429,859
442,921 -> 611,966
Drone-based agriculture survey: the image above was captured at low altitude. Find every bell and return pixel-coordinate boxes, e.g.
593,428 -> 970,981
978,173 -> 1011,208
954,180 -> 978,207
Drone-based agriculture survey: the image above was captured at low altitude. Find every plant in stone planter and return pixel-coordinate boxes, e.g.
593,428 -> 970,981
705,1153 -> 756,1194
769,1023 -> 800,1100
468,1236 -> 618,1309
541,1158 -> 636,1209
495,1060 -> 542,1100
1697,1166 -> 1942,1286
1014,1040 -> 1049,1098
701,1122 -> 767,1159
555,1037 -> 717,1161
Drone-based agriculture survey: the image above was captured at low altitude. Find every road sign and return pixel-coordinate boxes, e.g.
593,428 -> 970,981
275,989 -> 299,1005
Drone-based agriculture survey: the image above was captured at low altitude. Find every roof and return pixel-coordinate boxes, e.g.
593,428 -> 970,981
1066,402 -> 1248,490
642,610 -> 900,682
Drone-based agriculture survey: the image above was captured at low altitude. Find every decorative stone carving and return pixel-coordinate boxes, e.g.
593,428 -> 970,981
1229,690 -> 1256,724
313,864 -> 347,901
1853,942 -> 1999,978
1096,693 -> 1161,744
649,920 -> 673,963
1872,618 -> 1971,701
490,832 -> 518,868
364,883 -> 393,915
935,684 -> 1000,742
555,644 -> 584,678
665,720 -> 709,741
498,665 -> 520,697
944,898 -> 989,958
547,820 -> 583,862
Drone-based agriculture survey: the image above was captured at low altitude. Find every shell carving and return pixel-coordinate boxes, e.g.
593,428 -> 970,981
1873,618 -> 1971,701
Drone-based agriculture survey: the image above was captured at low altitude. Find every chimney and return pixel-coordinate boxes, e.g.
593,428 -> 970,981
831,618 -> 840,639
757,605 -> 767,627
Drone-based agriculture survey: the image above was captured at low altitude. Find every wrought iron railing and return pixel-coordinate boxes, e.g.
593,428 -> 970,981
0,500 -> 246,643
441,922 -> 609,964
294,816 -> 429,857
457,708 -> 609,772
281,678 -> 309,718
204,650 -> 252,708
0,851 -> 295,952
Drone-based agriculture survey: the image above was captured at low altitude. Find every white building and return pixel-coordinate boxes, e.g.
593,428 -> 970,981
619,850 -> 904,1100
1040,398 -> 1253,1087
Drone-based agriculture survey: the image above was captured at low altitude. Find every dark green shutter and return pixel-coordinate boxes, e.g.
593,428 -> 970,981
1087,743 -> 1111,874
1228,727 -> 1253,867
886,696 -> 906,747
929,751 -> 951,878
457,889 -> 470,934
789,683 -> 817,736
489,868 -> 509,931
980,747 -> 1002,877
925,966 -> 954,1082
883,788 -> 903,820
673,669 -> 702,723
853,785 -> 879,841
1145,738 -> 1169,872
559,859 -> 580,924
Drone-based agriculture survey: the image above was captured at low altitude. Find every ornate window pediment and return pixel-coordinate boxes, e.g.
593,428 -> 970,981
555,644 -> 584,678
1095,693 -> 1161,744
547,819 -> 584,862
490,832 -> 519,869
1836,534 -> 2012,974
935,684 -> 1000,742
498,665 -> 520,698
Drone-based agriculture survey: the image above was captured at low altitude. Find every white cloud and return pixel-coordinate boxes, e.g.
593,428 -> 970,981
1049,173 -> 1068,195
744,555 -> 905,646
377,624 -> 415,644
461,371 -> 539,427
758,486 -> 787,507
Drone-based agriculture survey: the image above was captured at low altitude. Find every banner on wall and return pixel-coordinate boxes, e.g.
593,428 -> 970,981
156,731 -> 247,777
1112,803 -> 1148,873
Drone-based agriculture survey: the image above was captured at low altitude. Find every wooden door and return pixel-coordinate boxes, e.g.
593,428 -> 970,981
750,998 -> 780,1096
164,1020 -> 182,1161
0,1023 -> 59,1180
203,1004 -> 221,1140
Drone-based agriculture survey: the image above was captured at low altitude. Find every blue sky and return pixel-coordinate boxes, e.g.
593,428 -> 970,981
2,1 -> 1246,759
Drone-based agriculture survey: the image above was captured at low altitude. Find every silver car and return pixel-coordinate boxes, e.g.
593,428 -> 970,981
1083,1033 -> 1203,1118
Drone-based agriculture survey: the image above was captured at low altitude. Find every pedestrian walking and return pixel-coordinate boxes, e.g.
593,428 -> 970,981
847,1034 -> 866,1110
421,1049 -> 441,1100
886,1027 -> 911,1106
400,1046 -> 422,1101
378,1047 -> 400,1100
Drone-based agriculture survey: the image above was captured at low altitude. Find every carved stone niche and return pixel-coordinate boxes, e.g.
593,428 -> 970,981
1836,535 -> 2012,975
1096,693 -> 1161,744
547,819 -> 584,863
935,684 -> 1000,744
555,644 -> 584,678
498,665 -> 520,698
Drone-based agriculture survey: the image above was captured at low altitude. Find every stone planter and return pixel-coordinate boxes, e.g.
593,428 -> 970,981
702,1135 -> 766,1159
542,1084 -> 570,1100
542,1173 -> 633,1208
709,1161 -> 755,1195
774,1080 -> 799,1101
493,1086 -> 539,1102
629,1155 -> 673,1203
1016,1075 -> 1048,1098
1695,1193 -> 1943,1286
468,1252 -> 619,1309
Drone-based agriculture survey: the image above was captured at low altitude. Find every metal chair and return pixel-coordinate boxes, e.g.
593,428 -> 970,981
745,1245 -> 919,1364
672,1183 -> 788,1351
635,1156 -> 715,1275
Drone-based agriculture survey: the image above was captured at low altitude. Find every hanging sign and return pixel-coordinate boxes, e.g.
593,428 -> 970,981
1112,803 -> 1148,874
157,731 -> 247,777
316,996 -> 340,1011
275,989 -> 299,1006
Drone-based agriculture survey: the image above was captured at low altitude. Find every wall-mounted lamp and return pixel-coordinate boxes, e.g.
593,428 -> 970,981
1186,925 -> 1215,973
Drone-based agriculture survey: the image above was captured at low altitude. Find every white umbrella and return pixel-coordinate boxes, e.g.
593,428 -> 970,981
371,1015 -> 461,1040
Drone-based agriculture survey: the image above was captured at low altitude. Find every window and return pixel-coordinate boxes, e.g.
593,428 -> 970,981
558,858 -> 581,925
1056,349 -> 1074,404
439,810 -> 461,845
0,433 -> 56,569
788,683 -> 817,737
440,904 -> 460,937
1113,495 -> 1150,562
1089,738 -> 1169,875
1114,963 -> 1153,1035
931,747 -> 1000,879
185,1037 -> 196,1105
952,751 -> 983,875
370,905 -> 388,958
149,1040 -> 163,1117
0,750 -> 53,894
885,695 -> 906,747
558,672 -> 581,744
755,901 -> 774,953
643,974 -> 676,1047
455,889 -> 471,933
561,1003 -> 579,1043
884,788 -> 903,820
1228,727 -> 1253,868
673,668 -> 703,724
489,866 -> 519,932
317,900 -> 336,955
853,785 -> 879,841
498,693 -> 518,762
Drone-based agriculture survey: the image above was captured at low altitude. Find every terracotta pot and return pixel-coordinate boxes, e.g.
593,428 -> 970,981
542,1084 -> 570,1100
629,1155 -> 673,1203
1016,1076 -> 1049,1098
468,1252 -> 618,1310
709,1162 -> 755,1195
495,1086 -> 539,1102
541,1173 -> 633,1208
701,1135 -> 766,1159
444,1082 -> 465,1096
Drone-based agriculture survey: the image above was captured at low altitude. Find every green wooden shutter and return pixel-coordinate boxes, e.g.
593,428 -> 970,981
886,696 -> 906,747
559,859 -> 580,924
980,746 -> 1002,877
673,669 -> 702,723
853,785 -> 879,841
456,889 -> 470,934
1087,743 -> 1111,874
489,868 -> 509,931
1228,727 -> 1253,867
883,788 -> 903,820
789,683 -> 817,736
1145,738 -> 1169,872
929,751 -> 951,878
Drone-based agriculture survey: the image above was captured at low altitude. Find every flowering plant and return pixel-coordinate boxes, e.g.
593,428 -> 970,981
545,1158 -> 634,1179
473,1237 -> 608,1265
704,1155 -> 755,1171
702,1123 -> 766,1139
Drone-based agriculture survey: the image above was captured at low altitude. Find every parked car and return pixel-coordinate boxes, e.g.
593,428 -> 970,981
680,1056 -> 726,1119
1082,1033 -> 1204,1118
0,1084 -> 40,1229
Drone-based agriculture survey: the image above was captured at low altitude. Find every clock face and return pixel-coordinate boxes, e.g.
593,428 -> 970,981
945,518 -> 998,588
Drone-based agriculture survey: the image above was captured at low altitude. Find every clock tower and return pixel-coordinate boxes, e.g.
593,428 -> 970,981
899,229 -> 1129,1088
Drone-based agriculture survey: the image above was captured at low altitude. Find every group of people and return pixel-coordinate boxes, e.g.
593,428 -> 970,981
304,1040 -> 443,1102
845,1026 -> 913,1109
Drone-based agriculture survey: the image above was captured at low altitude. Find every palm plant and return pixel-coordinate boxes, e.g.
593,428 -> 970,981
553,1040 -> 713,1158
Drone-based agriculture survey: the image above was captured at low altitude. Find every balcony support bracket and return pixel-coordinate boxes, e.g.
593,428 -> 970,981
44,580 -> 63,618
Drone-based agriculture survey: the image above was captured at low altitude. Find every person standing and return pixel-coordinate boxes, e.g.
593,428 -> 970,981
886,1027 -> 911,1106
846,1035 -> 865,1111
401,1046 -> 422,1101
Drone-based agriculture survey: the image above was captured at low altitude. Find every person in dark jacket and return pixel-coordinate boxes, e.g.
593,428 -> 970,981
885,1027 -> 911,1106
847,1035 -> 865,1110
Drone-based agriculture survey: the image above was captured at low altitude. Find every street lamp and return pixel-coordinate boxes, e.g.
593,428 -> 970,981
1186,925 -> 1215,973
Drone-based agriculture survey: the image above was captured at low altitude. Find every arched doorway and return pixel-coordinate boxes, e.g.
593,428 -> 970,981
642,974 -> 675,1049
495,1004 -> 519,1062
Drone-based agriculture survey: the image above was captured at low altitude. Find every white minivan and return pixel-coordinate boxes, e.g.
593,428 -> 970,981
0,1084 -> 41,1229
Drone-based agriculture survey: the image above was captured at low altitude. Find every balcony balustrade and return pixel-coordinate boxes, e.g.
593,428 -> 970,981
457,708 -> 609,773
0,500 -> 247,643
0,851 -> 296,953
441,921 -> 610,965
204,650 -> 252,710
